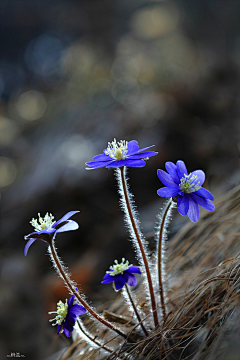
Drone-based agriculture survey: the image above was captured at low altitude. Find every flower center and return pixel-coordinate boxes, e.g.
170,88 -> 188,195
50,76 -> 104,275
107,258 -> 132,276
48,300 -> 68,327
179,173 -> 201,193
30,212 -> 55,232
104,139 -> 128,160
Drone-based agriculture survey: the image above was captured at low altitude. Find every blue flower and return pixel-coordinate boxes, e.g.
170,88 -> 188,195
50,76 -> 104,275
49,292 -> 86,337
24,211 -> 79,256
101,258 -> 141,290
85,139 -> 157,170
157,160 -> 215,223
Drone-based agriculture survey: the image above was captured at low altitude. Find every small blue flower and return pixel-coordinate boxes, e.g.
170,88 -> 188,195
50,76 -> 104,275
24,211 -> 79,256
85,139 -> 157,170
157,160 -> 215,223
49,292 -> 86,337
101,258 -> 141,290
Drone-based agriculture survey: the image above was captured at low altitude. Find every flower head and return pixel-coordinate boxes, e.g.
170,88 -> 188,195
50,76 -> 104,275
49,292 -> 86,337
101,258 -> 141,290
24,211 -> 80,256
85,139 -> 158,170
157,160 -> 215,223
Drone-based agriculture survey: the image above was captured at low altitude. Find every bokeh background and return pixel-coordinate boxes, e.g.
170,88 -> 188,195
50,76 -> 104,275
1,0 -> 240,359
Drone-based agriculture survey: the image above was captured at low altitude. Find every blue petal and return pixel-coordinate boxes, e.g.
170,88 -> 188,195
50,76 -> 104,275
66,313 -> 77,325
127,140 -> 139,155
126,266 -> 141,274
92,154 -> 111,161
187,197 -> 200,223
157,169 -> 179,188
55,220 -> 79,235
177,195 -> 189,216
105,159 -> 126,168
69,304 -> 86,316
85,160 -> 114,169
63,327 -> 71,337
57,324 -> 62,335
53,211 -> 80,228
106,159 -> 146,168
24,230 -> 40,239
137,145 -> 155,153
64,319 -> 75,331
24,238 -> 37,256
176,160 -> 188,178
67,294 -> 75,308
24,230 -> 55,244
128,151 -> 158,160
124,159 -> 146,167
191,170 -> 205,186
165,162 -> 179,183
101,273 -> 114,283
195,187 -> 214,200
190,194 -> 215,212
114,274 -> 126,289
124,273 -> 137,287
102,270 -> 113,277
157,187 -> 179,198
36,228 -> 56,235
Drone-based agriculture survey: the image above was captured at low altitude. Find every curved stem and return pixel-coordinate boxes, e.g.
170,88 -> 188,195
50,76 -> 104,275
77,320 -> 126,360
124,284 -> 149,336
49,242 -> 127,339
119,166 -> 159,328
157,198 -> 173,321
77,319 -> 115,355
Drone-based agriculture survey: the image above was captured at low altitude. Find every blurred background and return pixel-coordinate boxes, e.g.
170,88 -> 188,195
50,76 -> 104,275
1,0 -> 240,358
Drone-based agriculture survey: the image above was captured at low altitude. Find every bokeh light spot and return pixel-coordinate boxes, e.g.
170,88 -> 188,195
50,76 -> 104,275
25,34 -> 64,79
131,5 -> 179,39
0,117 -> 19,146
0,157 -> 17,187
60,135 -> 95,169
62,43 -> 98,77
16,90 -> 47,121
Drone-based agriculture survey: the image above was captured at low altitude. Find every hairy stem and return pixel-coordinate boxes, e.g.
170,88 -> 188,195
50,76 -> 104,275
119,166 -> 159,328
124,284 -> 149,336
77,320 -> 126,360
49,242 -> 127,339
76,319 -> 117,355
157,198 -> 173,321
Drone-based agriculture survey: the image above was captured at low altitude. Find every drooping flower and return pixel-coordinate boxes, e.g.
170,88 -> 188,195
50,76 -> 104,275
101,258 -> 141,290
85,139 -> 158,170
49,292 -> 86,337
157,160 -> 215,223
24,211 -> 79,256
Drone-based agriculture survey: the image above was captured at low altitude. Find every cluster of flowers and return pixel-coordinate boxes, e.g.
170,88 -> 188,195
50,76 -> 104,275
24,139 -> 214,338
